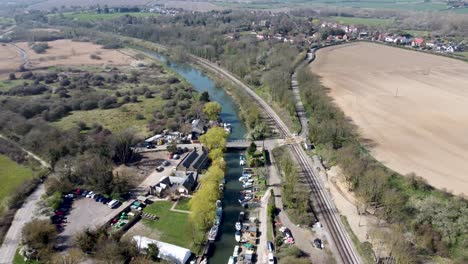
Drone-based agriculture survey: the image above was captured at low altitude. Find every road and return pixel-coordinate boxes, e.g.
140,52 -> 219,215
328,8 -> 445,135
0,134 -> 50,264
191,55 -> 361,264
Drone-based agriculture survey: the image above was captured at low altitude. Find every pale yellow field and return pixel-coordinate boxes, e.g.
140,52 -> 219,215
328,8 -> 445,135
16,39 -> 133,68
0,44 -> 23,77
312,42 -> 468,195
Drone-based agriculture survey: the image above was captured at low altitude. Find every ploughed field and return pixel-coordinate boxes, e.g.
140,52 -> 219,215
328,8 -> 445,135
311,42 -> 468,195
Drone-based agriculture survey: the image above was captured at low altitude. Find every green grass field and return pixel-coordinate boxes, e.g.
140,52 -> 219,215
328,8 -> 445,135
330,16 -> 392,27
57,12 -> 156,22
142,201 -> 193,250
174,197 -> 191,211
0,155 -> 34,213
53,96 -> 163,136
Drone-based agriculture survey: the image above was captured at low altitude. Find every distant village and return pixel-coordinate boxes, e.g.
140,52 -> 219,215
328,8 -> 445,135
225,18 -> 467,59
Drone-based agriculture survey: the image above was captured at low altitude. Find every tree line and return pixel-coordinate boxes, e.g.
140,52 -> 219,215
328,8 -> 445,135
297,68 -> 467,262
189,127 -> 228,248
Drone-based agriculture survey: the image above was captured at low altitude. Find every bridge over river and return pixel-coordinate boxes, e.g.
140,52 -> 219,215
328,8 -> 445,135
226,137 -> 304,149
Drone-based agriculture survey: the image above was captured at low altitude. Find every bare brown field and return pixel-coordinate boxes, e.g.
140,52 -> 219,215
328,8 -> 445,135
0,44 -> 23,77
16,39 -> 134,68
311,42 -> 468,195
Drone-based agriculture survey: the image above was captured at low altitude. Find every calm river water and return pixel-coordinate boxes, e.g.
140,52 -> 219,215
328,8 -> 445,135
144,50 -> 247,263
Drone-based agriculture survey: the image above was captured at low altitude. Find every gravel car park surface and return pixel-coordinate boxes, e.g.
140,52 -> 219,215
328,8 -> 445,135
56,197 -> 127,248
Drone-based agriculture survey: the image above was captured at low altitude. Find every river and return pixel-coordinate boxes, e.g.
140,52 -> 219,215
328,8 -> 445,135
143,50 -> 247,263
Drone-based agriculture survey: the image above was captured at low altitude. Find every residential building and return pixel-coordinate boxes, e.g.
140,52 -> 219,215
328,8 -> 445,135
176,147 -> 208,173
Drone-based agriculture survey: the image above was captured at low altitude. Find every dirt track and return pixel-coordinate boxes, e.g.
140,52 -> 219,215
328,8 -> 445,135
311,42 -> 468,195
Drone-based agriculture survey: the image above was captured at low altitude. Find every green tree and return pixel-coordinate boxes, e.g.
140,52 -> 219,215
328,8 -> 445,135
247,142 -> 257,155
200,127 -> 227,151
22,219 -> 58,260
203,102 -> 222,120
167,141 -> 178,154
199,91 -> 210,102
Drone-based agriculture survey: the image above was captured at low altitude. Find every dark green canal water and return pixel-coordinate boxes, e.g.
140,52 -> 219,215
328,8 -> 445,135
144,50 -> 247,263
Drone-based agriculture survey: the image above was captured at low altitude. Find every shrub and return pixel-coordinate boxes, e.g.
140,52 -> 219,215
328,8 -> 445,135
30,42 -> 50,54
135,113 -> 145,120
167,76 -> 180,84
144,91 -> 153,98
98,96 -> 118,109
90,54 -> 102,60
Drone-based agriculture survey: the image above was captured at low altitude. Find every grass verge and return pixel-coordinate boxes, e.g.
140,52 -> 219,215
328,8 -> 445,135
340,215 -> 375,264
13,250 -> 42,264
0,155 -> 34,213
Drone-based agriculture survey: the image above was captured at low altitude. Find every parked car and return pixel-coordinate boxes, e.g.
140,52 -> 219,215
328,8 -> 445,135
86,191 -> 94,198
267,241 -> 274,253
313,238 -> 324,249
173,154 -> 180,160
162,160 -> 170,166
156,166 -> 164,172
268,253 -> 275,264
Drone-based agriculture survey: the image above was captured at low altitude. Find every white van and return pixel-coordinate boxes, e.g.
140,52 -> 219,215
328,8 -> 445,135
108,199 -> 120,209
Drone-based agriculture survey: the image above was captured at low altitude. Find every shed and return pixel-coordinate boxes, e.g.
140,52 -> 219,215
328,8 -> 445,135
133,236 -> 192,264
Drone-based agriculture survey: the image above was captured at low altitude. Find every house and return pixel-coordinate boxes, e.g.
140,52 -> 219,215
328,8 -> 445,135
412,38 -> 425,47
150,177 -> 172,197
150,172 -> 199,197
170,171 -> 199,194
133,236 -> 191,264
176,147 -> 208,173
191,119 -> 206,141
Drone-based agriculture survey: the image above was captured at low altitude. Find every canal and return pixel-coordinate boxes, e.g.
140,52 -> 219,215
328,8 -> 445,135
143,50 -> 247,263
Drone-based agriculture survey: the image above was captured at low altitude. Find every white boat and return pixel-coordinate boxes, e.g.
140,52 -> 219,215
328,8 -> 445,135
215,216 -> 221,226
239,159 -> 246,166
235,230 -> 241,242
235,221 -> 242,231
208,225 -> 219,241
242,182 -> 253,189
233,245 -> 240,258
227,256 -> 235,264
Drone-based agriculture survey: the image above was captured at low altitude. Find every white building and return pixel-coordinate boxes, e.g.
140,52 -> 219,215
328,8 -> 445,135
133,236 -> 192,264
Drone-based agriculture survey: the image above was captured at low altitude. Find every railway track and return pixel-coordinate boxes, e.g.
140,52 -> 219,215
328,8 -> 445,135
193,56 -> 361,264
